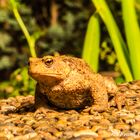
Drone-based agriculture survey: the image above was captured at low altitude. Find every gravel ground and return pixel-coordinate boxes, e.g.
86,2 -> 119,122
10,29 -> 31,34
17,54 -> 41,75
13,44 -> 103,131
0,81 -> 140,140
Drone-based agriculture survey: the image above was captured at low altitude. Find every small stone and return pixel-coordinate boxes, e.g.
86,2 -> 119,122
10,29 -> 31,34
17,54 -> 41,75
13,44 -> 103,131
0,105 -> 16,113
53,131 -> 62,138
0,137 -> 8,140
115,123 -> 130,130
91,125 -> 102,132
131,122 -> 140,131
11,132 -> 37,140
98,130 -> 112,138
73,130 -> 98,138
135,115 -> 140,121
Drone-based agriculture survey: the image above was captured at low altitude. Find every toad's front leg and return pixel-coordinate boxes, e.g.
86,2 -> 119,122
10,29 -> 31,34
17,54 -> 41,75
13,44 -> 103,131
34,84 -> 57,116
90,84 -> 108,112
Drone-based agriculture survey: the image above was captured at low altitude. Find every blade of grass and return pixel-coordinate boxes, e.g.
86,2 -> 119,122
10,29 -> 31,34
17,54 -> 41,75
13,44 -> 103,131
122,0 -> 140,80
10,0 -> 36,57
82,14 -> 100,72
92,0 -> 133,81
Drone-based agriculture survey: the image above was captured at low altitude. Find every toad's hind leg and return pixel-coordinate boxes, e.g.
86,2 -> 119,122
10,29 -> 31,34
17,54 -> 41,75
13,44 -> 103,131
90,83 -> 108,112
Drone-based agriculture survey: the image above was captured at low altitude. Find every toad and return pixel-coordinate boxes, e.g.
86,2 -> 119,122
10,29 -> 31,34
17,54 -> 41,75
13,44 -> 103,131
29,55 -> 119,112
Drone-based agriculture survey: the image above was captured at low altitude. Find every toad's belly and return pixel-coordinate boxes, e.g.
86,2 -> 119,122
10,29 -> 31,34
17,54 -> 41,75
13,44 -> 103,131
45,90 -> 93,109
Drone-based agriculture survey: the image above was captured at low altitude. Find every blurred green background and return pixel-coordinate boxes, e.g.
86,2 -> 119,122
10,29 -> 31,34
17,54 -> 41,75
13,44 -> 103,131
0,0 -> 140,98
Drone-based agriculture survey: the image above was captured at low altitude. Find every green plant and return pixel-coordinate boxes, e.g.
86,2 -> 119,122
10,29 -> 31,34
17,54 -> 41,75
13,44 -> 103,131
82,14 -> 100,72
10,0 -> 47,57
122,0 -> 140,80
83,0 -> 140,81
10,0 -> 37,57
0,67 -> 35,98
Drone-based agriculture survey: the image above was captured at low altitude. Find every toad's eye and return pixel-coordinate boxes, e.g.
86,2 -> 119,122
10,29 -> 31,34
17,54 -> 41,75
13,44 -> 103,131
43,58 -> 53,66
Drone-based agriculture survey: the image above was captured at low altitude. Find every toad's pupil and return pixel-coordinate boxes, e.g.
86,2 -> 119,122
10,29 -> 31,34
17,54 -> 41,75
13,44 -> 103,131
45,58 -> 53,64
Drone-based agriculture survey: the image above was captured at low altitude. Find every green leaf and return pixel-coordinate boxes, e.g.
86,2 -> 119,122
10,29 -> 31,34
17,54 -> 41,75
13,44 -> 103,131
122,0 -> 140,80
92,0 -> 133,81
82,14 -> 100,72
21,67 -> 29,89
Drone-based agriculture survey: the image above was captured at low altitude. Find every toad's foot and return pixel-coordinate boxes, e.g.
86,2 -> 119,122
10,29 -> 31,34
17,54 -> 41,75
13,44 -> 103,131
83,105 -> 109,114
34,106 -> 57,117
115,92 -> 126,110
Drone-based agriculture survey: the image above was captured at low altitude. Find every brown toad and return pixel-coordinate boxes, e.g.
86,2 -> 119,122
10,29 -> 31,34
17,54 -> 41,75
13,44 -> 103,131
29,55 -> 118,112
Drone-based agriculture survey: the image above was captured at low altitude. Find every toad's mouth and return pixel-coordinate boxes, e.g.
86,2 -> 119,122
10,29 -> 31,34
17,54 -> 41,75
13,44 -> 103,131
36,73 -> 62,76
31,72 -> 63,76
29,72 -> 67,81
29,67 -> 71,78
